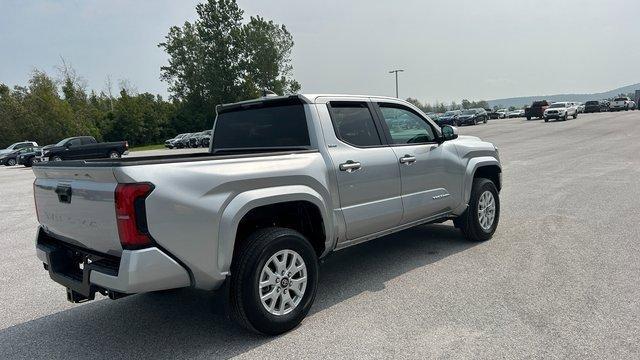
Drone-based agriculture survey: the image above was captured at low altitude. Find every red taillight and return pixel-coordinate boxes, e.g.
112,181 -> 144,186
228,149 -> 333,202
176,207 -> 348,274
125,141 -> 129,149
115,183 -> 154,249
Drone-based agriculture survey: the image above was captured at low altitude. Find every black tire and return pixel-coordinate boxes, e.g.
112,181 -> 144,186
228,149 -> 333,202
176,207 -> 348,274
563,113 -> 568,121
526,116 -> 531,120
229,227 -> 319,335
544,118 -> 549,122
6,158 -> 16,166
25,158 -> 33,168
52,156 -> 63,162
455,178 -> 500,242
108,150 -> 121,159
573,112 -> 577,119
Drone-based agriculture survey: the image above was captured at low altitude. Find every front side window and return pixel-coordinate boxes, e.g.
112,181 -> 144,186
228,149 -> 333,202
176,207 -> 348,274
378,104 -> 436,144
329,102 -> 382,147
67,138 -> 82,147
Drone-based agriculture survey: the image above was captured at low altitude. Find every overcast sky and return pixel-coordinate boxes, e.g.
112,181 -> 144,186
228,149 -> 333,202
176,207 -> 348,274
1,0 -> 639,103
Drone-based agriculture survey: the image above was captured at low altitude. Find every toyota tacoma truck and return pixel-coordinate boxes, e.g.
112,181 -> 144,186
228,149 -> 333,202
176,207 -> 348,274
33,94 -> 502,335
543,102 -> 578,122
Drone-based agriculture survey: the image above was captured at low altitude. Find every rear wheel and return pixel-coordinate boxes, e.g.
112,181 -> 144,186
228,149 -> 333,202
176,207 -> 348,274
573,112 -> 577,119
455,178 -> 500,242
52,156 -> 63,162
108,150 -> 121,159
229,227 -> 319,335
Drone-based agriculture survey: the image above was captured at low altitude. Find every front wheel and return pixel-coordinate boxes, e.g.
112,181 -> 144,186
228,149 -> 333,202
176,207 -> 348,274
229,227 -> 319,335
6,158 -> 16,166
52,156 -> 63,162
455,178 -> 500,242
573,112 -> 577,119
108,150 -> 121,159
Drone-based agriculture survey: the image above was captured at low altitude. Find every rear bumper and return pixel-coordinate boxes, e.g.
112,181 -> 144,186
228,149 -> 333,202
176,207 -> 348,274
36,227 -> 190,301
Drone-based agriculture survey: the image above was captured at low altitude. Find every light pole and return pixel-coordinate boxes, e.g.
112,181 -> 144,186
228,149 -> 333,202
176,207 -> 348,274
389,69 -> 404,98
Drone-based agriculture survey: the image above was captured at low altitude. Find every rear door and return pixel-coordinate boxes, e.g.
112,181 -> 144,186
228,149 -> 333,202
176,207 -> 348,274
80,137 -> 100,158
374,101 -> 457,224
321,100 -> 403,240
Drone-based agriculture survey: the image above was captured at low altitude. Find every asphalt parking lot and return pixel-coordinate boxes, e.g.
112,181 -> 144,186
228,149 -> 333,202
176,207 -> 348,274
1,111 -> 639,359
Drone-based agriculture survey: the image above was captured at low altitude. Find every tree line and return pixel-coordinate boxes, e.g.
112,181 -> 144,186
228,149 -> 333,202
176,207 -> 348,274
405,98 -> 494,114
0,0 -> 299,148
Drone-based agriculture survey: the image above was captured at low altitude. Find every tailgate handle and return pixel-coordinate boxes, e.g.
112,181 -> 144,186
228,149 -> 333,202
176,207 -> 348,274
55,185 -> 72,204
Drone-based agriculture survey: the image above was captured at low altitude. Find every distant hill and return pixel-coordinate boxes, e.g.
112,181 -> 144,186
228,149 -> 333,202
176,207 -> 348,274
487,83 -> 640,108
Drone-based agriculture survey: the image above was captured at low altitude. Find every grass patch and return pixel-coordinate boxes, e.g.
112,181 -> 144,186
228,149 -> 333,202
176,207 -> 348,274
129,144 -> 165,152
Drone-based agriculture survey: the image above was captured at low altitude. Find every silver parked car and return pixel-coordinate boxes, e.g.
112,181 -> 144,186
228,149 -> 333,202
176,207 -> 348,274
33,94 -> 502,335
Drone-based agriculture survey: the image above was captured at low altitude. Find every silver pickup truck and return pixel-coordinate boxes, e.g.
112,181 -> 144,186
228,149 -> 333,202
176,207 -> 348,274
33,94 -> 501,334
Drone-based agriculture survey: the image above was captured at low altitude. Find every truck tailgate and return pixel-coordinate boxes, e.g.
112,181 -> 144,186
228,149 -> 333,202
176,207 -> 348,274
33,166 -> 122,256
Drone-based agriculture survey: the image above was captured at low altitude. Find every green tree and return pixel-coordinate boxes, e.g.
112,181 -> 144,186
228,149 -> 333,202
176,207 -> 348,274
159,0 -> 301,129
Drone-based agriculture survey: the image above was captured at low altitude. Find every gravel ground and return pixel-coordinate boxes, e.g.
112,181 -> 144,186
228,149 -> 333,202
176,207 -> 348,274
0,111 -> 639,359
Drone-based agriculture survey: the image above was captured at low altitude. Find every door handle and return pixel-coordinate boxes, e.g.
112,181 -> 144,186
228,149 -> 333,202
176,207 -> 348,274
399,155 -> 416,164
339,160 -> 362,172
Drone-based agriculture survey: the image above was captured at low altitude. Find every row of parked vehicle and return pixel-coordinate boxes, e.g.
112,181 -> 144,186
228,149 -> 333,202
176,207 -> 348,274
430,107 -> 527,127
0,136 -> 129,168
523,97 -> 636,121
165,130 -> 212,149
428,96 -> 637,127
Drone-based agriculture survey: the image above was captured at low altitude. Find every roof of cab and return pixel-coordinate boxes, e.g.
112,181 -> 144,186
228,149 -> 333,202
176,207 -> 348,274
217,93 -> 403,113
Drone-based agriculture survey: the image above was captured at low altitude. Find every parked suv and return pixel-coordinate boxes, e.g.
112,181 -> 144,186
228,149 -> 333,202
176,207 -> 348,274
584,100 -> 602,113
33,94 -> 501,335
0,141 -> 38,155
609,97 -> 631,111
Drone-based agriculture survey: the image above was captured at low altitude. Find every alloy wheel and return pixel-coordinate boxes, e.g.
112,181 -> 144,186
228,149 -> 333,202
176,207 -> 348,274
477,190 -> 496,231
258,249 -> 308,316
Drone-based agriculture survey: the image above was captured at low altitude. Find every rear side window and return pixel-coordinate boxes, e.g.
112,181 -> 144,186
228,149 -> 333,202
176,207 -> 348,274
213,103 -> 310,152
328,102 -> 382,147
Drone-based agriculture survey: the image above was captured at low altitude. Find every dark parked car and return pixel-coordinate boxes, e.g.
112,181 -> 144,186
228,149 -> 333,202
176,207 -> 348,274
0,146 -> 38,166
584,100 -> 604,113
17,147 -> 42,167
456,108 -> 489,126
165,133 -> 190,149
436,110 -> 462,126
524,100 -> 550,120
486,109 -> 501,119
173,133 -> 193,149
41,136 -> 128,162
188,130 -> 212,148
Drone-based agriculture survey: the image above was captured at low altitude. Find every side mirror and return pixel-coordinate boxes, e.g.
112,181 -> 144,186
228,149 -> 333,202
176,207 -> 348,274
441,125 -> 458,141
65,143 -> 72,148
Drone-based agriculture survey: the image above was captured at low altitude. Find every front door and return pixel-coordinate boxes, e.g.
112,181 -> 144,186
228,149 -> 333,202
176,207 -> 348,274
323,101 -> 403,240
375,102 -> 456,224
